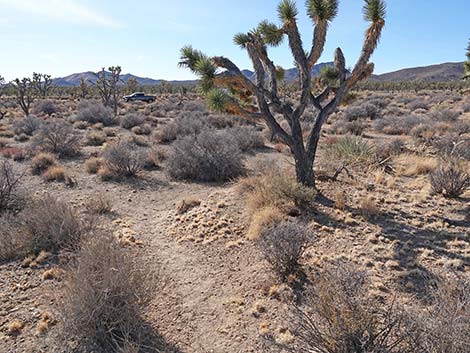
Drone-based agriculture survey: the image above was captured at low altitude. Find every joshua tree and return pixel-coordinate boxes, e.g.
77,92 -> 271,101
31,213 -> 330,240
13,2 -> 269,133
464,39 -> 470,81
92,66 -> 121,115
32,73 -> 53,97
180,0 -> 386,188
11,77 -> 39,116
78,77 -> 89,99
126,77 -> 139,94
0,75 -> 7,120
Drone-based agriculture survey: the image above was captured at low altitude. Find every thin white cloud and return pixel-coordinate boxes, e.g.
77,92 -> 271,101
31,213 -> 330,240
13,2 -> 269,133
0,0 -> 122,28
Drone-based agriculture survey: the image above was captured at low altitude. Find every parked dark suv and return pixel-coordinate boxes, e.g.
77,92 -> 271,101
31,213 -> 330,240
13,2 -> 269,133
122,92 -> 156,103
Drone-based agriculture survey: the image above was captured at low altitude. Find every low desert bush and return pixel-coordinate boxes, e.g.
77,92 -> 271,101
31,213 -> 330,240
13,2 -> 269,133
59,233 -> 158,353
430,160 -> 470,198
84,157 -> 103,174
247,206 -> 284,240
408,276 -> 470,353
13,115 -> 43,136
31,121 -> 81,157
31,152 -> 56,175
85,131 -> 107,146
407,98 -> 429,111
374,114 -> 424,135
132,123 -> 152,135
34,100 -> 57,116
375,138 -> 405,162
239,172 -> 316,212
225,126 -> 264,152
84,194 -> 112,214
433,135 -> 470,160
428,108 -> 460,122
120,112 -> 145,129
21,195 -> 90,253
257,220 -> 310,281
167,129 -> 244,182
102,142 -> 146,178
287,264 -> 414,353
343,103 -> 379,121
0,161 -> 23,213
73,101 -> 115,126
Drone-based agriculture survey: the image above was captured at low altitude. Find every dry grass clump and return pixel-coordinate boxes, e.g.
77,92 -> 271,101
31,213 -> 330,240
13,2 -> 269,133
132,123 -> 152,135
247,206 -> 284,240
42,165 -> 66,182
176,197 -> 201,214
286,263 -> 414,353
429,160 -> 470,198
31,121 -> 81,158
59,232 -> 159,353
395,154 -> 438,176
85,131 -> 107,146
101,141 -> 146,178
167,129 -> 244,182
239,172 -> 316,213
31,152 -> 57,175
359,195 -> 380,218
85,157 -> 103,174
7,319 -> 24,336
84,194 -> 113,214
257,220 -> 310,281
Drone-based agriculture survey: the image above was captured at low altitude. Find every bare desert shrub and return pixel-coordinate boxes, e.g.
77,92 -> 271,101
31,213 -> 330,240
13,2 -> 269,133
30,152 -> 56,175
0,217 -> 29,261
84,194 -> 112,215
287,264 -> 414,353
13,115 -> 43,136
102,141 -> 146,178
167,129 -> 244,182
157,113 -> 206,143
0,161 -> 23,213
407,98 -> 429,111
257,220 -> 310,281
73,100 -> 115,126
343,103 -> 379,121
430,160 -> 470,198
408,276 -> 470,353
225,126 -> 264,152
374,114 -> 424,135
247,206 -> 284,240
21,195 -> 89,253
59,232 -> 159,353
428,108 -> 460,122
34,100 -> 57,116
120,112 -> 145,129
31,121 -> 81,157
433,135 -> 470,160
375,138 -> 405,162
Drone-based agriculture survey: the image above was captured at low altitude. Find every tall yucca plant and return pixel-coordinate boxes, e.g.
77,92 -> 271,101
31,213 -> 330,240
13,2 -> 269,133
180,0 -> 386,188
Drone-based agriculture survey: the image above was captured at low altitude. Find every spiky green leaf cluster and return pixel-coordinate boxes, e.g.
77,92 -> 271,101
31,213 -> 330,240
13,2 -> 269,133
306,0 -> 338,22
363,0 -> 386,22
233,33 -> 251,49
275,66 -> 286,81
278,0 -> 298,22
257,21 -> 284,47
179,46 -> 207,72
320,66 -> 340,87
206,88 -> 229,112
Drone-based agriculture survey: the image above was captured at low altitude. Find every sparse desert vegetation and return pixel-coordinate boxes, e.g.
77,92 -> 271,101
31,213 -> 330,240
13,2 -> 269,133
1,1 -> 470,352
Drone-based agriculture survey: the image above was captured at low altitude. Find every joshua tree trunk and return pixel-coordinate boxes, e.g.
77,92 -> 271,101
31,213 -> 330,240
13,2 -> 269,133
180,0 -> 386,188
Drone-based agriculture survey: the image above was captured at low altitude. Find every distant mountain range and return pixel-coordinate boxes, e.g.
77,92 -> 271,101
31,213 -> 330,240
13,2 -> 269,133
51,61 -> 465,87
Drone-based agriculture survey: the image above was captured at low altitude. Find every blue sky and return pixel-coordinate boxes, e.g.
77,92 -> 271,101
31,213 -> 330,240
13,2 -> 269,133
0,0 -> 468,81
